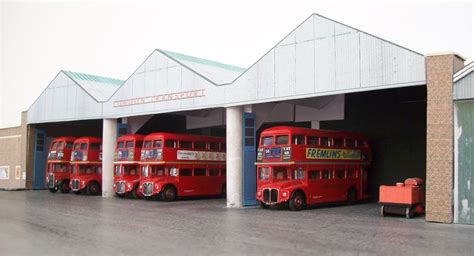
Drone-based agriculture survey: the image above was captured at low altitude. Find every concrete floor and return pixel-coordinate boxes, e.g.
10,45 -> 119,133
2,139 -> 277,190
0,191 -> 473,256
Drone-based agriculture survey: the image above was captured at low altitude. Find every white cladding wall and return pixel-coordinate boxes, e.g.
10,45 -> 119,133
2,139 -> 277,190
27,72 -> 103,123
103,50 -> 226,118
224,14 -> 426,105
454,71 -> 474,100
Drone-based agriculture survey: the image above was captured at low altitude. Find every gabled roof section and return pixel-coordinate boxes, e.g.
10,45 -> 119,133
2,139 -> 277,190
157,49 -> 245,85
454,61 -> 474,83
63,71 -> 124,102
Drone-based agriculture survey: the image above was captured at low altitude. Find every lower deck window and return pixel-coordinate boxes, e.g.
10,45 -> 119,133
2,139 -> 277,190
180,169 -> 192,176
308,170 -> 320,180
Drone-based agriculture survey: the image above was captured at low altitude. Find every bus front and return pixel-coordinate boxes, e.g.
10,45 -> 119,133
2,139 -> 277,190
256,129 -> 305,209
138,136 -> 167,199
46,137 -> 75,193
113,135 -> 143,198
69,138 -> 103,195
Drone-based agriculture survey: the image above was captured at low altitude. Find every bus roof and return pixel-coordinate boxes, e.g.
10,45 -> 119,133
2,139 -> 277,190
51,136 -> 76,142
143,132 -> 225,142
261,126 -> 367,139
73,137 -> 102,144
117,134 -> 144,142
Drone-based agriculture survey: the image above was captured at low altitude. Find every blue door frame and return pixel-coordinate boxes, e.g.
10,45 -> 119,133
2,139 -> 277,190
242,112 -> 257,206
33,129 -> 47,189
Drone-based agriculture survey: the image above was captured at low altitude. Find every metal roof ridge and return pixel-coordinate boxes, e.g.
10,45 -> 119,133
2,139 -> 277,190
157,49 -> 246,72
63,70 -> 124,86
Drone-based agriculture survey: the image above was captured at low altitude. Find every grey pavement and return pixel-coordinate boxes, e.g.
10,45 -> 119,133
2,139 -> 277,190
0,190 -> 473,255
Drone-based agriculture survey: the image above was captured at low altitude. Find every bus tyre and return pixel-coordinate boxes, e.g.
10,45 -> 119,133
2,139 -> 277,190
162,185 -> 177,202
288,191 -> 305,211
220,184 -> 226,198
380,205 -> 385,217
259,201 -> 270,209
132,186 -> 142,199
87,182 -> 101,196
48,186 -> 58,193
73,190 -> 82,195
116,193 -> 126,198
406,207 -> 414,219
347,188 -> 357,205
59,180 -> 71,193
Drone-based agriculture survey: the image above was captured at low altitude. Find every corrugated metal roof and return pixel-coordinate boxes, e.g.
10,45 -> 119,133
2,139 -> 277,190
158,49 -> 245,85
63,71 -> 124,102
454,62 -> 474,100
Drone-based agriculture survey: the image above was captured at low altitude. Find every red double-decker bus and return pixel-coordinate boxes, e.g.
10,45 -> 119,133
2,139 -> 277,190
113,134 -> 144,198
138,133 -> 226,201
45,137 -> 75,193
256,126 -> 371,211
69,137 -> 103,195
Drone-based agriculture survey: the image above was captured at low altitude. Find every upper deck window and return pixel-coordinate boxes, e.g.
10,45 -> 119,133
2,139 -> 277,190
51,142 -> 58,149
292,135 -> 304,145
180,141 -> 192,149
143,141 -> 152,148
165,140 -> 177,148
307,136 -> 318,146
275,135 -> 288,145
262,137 -> 273,146
153,140 -> 162,148
333,138 -> 343,147
194,141 -> 206,150
73,143 -> 80,150
57,141 -> 64,149
209,142 -> 219,150
90,143 -> 100,150
357,140 -> 368,148
125,141 -> 134,148
80,143 -> 87,150
118,141 -> 125,149
345,138 -> 355,147
320,137 -> 330,147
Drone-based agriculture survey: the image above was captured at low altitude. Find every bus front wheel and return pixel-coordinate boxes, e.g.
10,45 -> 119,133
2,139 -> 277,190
162,185 -> 177,202
346,188 -> 357,205
288,191 -> 306,211
59,180 -> 70,193
48,186 -> 58,193
87,182 -> 101,196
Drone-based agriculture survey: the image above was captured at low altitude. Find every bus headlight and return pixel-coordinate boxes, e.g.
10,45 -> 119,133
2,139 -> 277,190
154,184 -> 160,190
282,191 -> 288,197
257,191 -> 261,196
127,183 -> 132,189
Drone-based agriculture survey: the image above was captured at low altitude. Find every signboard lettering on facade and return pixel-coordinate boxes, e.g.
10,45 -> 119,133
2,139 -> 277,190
113,89 -> 206,108
177,150 -> 225,161
306,148 -> 361,160
0,166 -> 9,179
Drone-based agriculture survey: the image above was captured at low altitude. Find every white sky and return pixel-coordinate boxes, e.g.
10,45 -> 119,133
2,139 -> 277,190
0,0 -> 472,128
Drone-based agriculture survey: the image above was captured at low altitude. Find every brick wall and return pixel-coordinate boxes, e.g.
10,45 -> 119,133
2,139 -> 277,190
425,53 -> 464,223
0,112 -> 28,189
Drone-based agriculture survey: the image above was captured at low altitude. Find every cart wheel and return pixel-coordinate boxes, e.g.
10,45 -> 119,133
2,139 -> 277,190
380,205 -> 385,217
405,207 -> 413,219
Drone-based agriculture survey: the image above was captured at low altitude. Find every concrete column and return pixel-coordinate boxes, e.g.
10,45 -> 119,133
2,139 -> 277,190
425,52 -> 465,223
102,118 -> 117,197
311,121 -> 320,129
226,106 -> 243,208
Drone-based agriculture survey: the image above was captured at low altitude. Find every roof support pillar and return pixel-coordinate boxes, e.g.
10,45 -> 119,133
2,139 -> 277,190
425,52 -> 465,223
102,118 -> 117,198
226,106 -> 243,208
